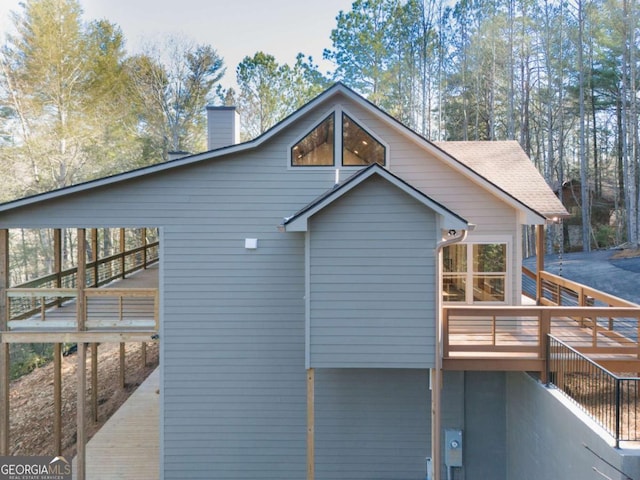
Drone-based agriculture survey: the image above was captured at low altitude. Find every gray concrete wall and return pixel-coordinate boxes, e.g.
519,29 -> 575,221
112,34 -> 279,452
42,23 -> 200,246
506,372 -> 640,480
440,371 -> 507,480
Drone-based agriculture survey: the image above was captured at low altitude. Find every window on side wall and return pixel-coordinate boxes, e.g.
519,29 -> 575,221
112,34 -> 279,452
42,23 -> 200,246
443,242 -> 507,303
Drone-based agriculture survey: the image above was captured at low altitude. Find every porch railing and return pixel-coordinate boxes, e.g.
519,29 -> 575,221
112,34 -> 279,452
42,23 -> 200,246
548,335 -> 640,446
523,265 -> 638,309
7,240 -> 159,322
443,305 -> 640,375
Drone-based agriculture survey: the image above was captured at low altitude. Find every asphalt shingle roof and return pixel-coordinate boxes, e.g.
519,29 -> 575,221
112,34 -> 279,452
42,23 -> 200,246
435,140 -> 569,219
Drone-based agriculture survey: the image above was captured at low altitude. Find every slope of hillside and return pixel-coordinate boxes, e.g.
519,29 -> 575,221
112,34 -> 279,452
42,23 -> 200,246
9,342 -> 158,458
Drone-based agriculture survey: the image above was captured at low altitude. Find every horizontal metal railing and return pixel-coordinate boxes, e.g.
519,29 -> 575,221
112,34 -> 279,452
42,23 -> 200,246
548,335 -> 640,445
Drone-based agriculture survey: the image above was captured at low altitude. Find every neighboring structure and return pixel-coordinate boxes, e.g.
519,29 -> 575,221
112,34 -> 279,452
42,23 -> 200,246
556,179 -> 618,250
1,84 -> 638,480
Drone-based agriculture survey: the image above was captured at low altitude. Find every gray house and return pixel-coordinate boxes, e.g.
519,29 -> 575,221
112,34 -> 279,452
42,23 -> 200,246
1,84 -> 638,480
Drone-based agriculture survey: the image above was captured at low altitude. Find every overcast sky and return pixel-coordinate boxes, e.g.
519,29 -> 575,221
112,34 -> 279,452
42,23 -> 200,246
0,0 -> 355,89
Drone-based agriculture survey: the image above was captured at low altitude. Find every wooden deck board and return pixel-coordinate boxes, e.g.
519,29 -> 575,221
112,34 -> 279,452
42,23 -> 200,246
72,367 -> 159,480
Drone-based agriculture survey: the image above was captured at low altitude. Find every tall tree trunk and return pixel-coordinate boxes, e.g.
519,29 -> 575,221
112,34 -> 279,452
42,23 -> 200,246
578,0 -> 591,251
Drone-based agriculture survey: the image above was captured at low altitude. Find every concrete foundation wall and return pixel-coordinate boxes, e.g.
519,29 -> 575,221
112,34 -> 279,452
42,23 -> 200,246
506,372 -> 640,480
440,371 -> 507,480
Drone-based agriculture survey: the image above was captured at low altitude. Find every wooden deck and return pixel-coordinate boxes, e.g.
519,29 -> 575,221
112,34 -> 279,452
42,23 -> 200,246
3,265 -> 159,342
443,305 -> 640,374
72,367 -> 160,480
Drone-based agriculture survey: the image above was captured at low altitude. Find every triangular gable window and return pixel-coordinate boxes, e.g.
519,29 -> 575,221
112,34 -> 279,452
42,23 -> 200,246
291,114 -> 335,166
342,113 -> 385,166
291,111 -> 386,167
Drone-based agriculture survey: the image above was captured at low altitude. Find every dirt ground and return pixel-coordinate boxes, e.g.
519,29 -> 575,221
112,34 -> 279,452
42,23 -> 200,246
612,247 -> 640,259
8,342 -> 159,459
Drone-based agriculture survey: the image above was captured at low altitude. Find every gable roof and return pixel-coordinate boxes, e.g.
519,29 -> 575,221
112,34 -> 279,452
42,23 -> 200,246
434,141 -> 568,220
0,83 -> 564,224
281,163 -> 469,232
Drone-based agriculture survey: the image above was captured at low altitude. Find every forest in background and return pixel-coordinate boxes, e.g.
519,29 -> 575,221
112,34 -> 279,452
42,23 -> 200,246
0,0 -> 639,261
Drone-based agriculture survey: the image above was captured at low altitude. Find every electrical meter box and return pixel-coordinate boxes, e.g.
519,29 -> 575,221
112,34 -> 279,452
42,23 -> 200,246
444,429 -> 463,467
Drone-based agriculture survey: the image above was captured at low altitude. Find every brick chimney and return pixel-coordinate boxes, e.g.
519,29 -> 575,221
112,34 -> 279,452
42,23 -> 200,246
206,106 -> 240,151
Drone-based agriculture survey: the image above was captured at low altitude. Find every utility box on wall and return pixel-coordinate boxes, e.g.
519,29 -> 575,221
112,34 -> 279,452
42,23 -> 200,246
444,429 -> 463,468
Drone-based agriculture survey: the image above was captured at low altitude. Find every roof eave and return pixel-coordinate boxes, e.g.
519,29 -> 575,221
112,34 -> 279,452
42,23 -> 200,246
281,164 -> 469,233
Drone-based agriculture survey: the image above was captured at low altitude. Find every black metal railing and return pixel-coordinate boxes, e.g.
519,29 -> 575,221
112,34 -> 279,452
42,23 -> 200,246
548,335 -> 640,446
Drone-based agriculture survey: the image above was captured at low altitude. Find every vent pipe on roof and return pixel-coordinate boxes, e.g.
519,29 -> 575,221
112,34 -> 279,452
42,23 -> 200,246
206,106 -> 240,151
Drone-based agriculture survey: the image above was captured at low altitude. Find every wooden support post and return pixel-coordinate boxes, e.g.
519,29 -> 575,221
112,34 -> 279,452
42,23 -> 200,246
307,368 -> 315,480
119,343 -> 126,389
54,229 -> 62,306
76,228 -> 87,479
431,367 -> 442,480
0,344 -> 8,456
120,228 -> 126,279
141,342 -> 147,368
91,343 -> 98,423
54,343 -> 62,455
540,311 -> 551,384
77,229 -> 86,332
91,229 -> 98,287
141,228 -> 147,268
535,224 -> 545,305
76,342 -> 87,480
0,228 -> 9,455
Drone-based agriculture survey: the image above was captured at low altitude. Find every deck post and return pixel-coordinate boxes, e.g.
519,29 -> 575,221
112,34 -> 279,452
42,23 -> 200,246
119,343 -> 126,389
0,343 -> 7,456
91,343 -> 98,423
54,229 -> 62,306
140,227 -> 147,366
307,368 -> 314,480
141,342 -> 147,368
91,229 -> 98,287
90,229 -> 99,423
77,228 -> 87,331
141,228 -> 147,268
77,342 -> 87,480
54,343 -> 62,455
120,228 -> 126,279
431,367 -> 442,480
540,310 -> 551,384
76,229 -> 87,480
0,228 -> 9,455
535,224 -> 545,304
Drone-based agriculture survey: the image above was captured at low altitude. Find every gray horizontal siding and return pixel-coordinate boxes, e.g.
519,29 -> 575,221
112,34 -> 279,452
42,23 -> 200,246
309,176 -> 437,368
316,369 -> 430,479
0,91 -> 526,477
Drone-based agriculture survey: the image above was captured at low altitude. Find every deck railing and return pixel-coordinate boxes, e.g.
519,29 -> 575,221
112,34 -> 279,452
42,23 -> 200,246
443,305 -> 640,375
548,335 -> 640,446
6,240 -> 159,322
523,265 -> 638,309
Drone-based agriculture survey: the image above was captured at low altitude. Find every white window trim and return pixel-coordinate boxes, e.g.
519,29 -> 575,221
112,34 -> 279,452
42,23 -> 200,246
443,235 -> 512,305
287,105 -> 390,169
